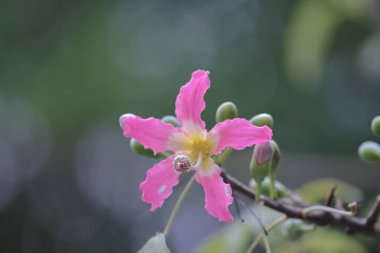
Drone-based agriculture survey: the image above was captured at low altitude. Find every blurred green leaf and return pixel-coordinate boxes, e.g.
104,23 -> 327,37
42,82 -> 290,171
196,223 -> 252,253
274,228 -> 368,253
297,178 -> 363,203
138,233 -> 170,253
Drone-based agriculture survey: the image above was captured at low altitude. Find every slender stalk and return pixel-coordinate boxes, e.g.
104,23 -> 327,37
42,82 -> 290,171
262,235 -> 272,253
269,172 -> 277,199
214,147 -> 233,166
302,205 -> 354,219
163,174 -> 196,237
245,216 -> 288,253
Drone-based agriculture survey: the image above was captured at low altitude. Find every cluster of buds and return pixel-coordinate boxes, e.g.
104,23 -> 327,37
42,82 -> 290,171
358,115 -> 380,163
249,114 -> 281,202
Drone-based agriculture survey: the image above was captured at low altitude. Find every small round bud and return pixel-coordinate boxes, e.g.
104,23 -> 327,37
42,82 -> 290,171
250,113 -> 273,128
173,155 -> 191,172
249,177 -> 288,198
130,138 -> 156,158
119,113 -> 135,129
358,141 -> 380,163
281,219 -> 314,240
371,115 -> 380,138
216,102 -> 238,123
161,115 -> 180,127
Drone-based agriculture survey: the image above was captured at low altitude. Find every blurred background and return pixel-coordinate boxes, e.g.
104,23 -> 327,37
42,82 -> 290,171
0,0 -> 379,252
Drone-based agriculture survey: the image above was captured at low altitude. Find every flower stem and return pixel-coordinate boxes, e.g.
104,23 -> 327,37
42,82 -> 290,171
163,174 -> 196,237
245,216 -> 288,253
214,147 -> 233,166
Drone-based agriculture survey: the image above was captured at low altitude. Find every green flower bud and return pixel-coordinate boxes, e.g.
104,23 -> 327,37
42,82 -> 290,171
249,177 -> 288,198
281,219 -> 314,240
216,101 -> 238,123
250,113 -> 273,128
371,115 -> 380,138
161,115 -> 180,127
358,141 -> 380,163
250,142 -> 274,202
130,138 -> 168,159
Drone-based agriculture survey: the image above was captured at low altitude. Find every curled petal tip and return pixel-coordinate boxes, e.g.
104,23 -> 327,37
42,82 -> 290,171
119,113 -> 135,129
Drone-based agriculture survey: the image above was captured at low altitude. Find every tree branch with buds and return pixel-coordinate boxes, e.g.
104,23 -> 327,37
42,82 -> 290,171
221,171 -> 380,240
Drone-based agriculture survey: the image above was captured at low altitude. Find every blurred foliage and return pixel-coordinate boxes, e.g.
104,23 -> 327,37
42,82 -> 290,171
297,178 -> 363,203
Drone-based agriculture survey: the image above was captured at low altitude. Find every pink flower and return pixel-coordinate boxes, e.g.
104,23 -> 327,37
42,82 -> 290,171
120,70 -> 272,222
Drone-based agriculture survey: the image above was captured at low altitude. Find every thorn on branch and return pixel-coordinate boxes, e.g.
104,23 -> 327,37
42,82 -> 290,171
325,184 -> 337,207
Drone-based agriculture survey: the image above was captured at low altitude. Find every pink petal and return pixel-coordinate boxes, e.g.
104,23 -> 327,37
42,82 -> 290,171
121,115 -> 179,154
139,156 -> 180,211
175,70 -> 210,129
209,118 -> 272,153
196,164 -> 233,222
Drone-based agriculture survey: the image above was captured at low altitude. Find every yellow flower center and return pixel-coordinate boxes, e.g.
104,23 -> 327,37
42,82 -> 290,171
186,136 -> 214,164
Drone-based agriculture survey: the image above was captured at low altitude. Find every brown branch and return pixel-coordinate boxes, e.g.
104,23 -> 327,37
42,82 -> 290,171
366,196 -> 380,227
221,172 -> 380,240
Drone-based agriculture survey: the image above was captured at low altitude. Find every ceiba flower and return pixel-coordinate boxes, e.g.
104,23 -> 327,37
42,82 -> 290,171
120,70 -> 272,222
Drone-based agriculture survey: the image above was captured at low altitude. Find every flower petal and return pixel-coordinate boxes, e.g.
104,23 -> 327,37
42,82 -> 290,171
121,115 -> 179,154
209,118 -> 272,153
175,70 -> 210,130
195,164 -> 233,222
139,156 -> 180,211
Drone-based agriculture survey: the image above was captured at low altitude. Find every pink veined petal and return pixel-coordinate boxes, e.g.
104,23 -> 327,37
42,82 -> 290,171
139,156 -> 180,211
121,115 -> 179,154
195,164 -> 233,222
209,118 -> 272,154
175,70 -> 210,130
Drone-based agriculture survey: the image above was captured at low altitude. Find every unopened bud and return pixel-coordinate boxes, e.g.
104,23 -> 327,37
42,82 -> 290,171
281,219 -> 314,240
250,113 -> 273,128
253,142 -> 275,165
249,177 -> 288,198
130,138 -> 164,159
250,142 -> 274,202
119,113 -> 135,129
371,115 -> 380,138
358,141 -> 380,163
216,102 -> 238,123
161,115 -> 180,127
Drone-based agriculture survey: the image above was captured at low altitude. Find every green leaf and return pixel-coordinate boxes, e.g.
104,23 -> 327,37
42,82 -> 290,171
273,228 -> 368,253
138,233 -> 171,253
196,223 -> 252,253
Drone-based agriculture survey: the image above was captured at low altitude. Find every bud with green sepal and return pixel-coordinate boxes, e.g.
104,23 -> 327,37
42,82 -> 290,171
249,177 -> 288,198
268,140 -> 281,198
161,115 -> 180,127
130,138 -> 170,159
250,141 -> 274,203
250,113 -> 273,128
358,141 -> 380,163
214,102 -> 238,165
371,115 -> 380,139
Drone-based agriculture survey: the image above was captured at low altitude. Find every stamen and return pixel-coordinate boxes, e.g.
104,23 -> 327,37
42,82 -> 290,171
192,152 -> 203,170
